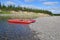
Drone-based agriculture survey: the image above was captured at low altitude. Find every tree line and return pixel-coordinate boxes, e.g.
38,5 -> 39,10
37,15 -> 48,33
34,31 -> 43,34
0,2 -> 53,15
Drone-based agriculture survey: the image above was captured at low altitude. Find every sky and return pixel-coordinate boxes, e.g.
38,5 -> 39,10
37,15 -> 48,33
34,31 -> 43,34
0,0 -> 60,14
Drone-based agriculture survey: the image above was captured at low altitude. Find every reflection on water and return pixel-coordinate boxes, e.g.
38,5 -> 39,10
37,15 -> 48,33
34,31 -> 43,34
0,19 -> 40,40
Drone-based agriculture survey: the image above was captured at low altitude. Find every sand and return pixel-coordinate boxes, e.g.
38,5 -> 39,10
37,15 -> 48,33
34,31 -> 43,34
30,16 -> 60,40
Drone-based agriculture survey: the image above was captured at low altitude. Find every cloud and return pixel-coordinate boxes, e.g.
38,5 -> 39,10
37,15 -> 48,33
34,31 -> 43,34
24,0 -> 34,2
52,7 -> 60,10
51,7 -> 60,13
46,7 -> 60,13
20,4 -> 36,8
48,7 -> 60,11
20,4 -> 42,9
43,2 -> 59,6
4,1 -> 16,5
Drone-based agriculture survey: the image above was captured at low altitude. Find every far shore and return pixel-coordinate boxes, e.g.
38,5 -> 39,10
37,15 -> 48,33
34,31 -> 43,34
0,10 -> 50,19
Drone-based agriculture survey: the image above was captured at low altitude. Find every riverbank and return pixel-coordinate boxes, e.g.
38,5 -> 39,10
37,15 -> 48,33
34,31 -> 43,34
0,10 -> 50,19
30,16 -> 60,40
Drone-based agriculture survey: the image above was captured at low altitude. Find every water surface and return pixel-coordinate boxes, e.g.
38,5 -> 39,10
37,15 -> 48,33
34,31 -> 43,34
0,19 -> 34,40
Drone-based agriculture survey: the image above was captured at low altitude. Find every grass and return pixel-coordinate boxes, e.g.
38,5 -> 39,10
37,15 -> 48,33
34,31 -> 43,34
0,11 -> 11,14
10,13 -> 40,19
0,10 -> 40,19
0,13 -> 40,19
0,16 -> 11,20
0,10 -> 50,19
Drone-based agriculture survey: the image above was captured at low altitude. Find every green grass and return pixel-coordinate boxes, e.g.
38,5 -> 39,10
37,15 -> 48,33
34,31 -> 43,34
10,13 -> 39,19
0,11 -> 11,14
0,13 -> 40,19
0,16 -> 12,20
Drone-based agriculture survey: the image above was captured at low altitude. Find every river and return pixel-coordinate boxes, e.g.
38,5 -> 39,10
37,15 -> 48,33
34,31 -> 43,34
0,19 -> 39,40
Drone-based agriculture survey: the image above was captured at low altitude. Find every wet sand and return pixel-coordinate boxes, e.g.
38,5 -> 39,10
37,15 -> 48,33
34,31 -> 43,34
30,16 -> 60,40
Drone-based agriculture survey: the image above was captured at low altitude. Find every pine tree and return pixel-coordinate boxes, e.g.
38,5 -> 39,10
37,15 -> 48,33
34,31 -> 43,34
0,2 -> 1,9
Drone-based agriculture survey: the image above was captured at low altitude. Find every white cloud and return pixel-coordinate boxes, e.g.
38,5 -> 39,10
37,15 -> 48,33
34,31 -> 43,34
48,7 -> 60,11
43,2 -> 59,6
4,1 -> 16,5
52,7 -> 60,10
52,8 -> 60,13
20,4 -> 42,9
21,4 -> 60,13
20,5 -> 36,8
46,7 -> 60,13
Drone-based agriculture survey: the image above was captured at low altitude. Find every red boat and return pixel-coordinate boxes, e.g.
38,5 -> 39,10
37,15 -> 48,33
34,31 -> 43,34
8,19 -> 36,24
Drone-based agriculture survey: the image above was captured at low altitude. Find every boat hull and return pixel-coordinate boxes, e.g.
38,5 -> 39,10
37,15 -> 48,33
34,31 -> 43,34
8,19 -> 36,24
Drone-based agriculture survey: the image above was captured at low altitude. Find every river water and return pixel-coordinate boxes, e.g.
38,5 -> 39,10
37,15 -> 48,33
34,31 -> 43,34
0,19 -> 38,40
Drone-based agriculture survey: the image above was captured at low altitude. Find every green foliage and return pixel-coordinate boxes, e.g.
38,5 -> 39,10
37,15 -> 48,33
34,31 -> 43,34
0,3 -> 1,8
0,11 -> 11,14
53,14 -> 60,16
0,2 -> 53,15
1,4 -> 7,10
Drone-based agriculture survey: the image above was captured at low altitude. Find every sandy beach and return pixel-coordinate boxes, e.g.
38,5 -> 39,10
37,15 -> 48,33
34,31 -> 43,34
30,16 -> 60,40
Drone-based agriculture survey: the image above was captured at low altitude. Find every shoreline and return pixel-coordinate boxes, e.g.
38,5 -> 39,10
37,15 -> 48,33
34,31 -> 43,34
0,12 -> 50,19
30,16 -> 60,40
